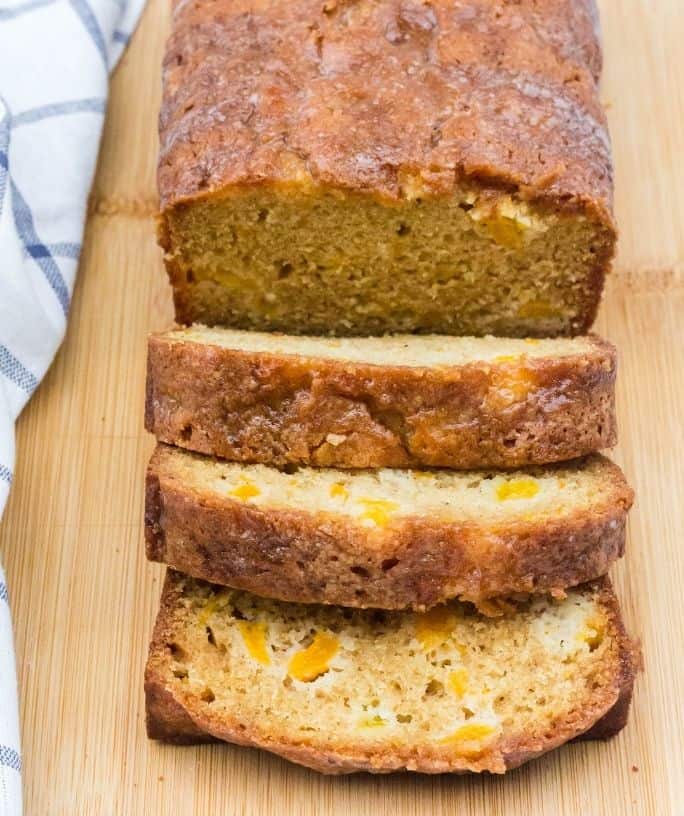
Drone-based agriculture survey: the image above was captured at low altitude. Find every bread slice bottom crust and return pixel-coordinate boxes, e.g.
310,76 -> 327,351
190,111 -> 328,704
145,572 -> 637,775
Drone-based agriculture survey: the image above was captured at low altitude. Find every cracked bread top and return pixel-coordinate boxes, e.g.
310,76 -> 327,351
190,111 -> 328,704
159,0 -> 612,224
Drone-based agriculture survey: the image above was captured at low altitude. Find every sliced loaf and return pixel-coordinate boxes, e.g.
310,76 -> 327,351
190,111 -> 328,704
145,571 -> 636,774
145,445 -> 633,610
146,327 -> 617,470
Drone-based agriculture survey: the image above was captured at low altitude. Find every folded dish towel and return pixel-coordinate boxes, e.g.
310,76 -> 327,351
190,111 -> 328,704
0,2 -> 145,812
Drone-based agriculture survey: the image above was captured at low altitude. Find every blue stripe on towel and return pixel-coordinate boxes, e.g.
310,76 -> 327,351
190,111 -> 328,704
10,180 -> 70,316
0,344 -> 38,393
23,242 -> 81,260
0,466 -> 11,486
12,98 -> 105,128
0,746 -> 21,772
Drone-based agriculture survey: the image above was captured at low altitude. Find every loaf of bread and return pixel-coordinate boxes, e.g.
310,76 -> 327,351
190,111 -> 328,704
146,445 -> 632,610
158,0 -> 615,337
146,327 -> 617,469
145,571 -> 636,774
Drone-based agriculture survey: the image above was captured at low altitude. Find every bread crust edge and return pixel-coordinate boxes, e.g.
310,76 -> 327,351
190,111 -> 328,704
145,332 -> 618,470
144,573 -> 637,775
144,447 -> 633,610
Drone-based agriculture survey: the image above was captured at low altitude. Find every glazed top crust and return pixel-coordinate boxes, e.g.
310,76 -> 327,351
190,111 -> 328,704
159,0 -> 612,220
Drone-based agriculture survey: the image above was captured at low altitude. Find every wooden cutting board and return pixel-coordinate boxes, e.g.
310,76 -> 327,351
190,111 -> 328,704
1,1 -> 682,812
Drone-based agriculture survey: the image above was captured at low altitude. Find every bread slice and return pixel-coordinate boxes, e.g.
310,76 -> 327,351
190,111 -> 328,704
146,327 -> 617,470
146,445 -> 632,610
145,571 -> 637,774
159,0 -> 615,337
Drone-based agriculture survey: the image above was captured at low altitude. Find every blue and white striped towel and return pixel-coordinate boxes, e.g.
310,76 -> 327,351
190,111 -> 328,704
0,1 -> 145,812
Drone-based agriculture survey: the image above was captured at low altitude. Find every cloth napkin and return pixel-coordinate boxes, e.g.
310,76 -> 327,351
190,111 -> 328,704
0,1 -> 145,812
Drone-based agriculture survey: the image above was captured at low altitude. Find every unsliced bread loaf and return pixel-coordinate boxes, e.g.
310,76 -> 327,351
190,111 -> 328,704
145,571 -> 637,774
159,0 -> 615,337
146,445 -> 633,610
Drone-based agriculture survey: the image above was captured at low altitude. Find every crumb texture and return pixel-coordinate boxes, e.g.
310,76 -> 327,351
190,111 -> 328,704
151,446 -> 626,523
168,327 -> 598,366
145,573 -> 632,773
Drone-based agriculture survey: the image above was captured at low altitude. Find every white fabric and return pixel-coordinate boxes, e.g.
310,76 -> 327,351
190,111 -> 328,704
0,1 -> 145,812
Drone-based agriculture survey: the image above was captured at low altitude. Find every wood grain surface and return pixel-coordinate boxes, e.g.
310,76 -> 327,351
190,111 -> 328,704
1,1 -> 683,812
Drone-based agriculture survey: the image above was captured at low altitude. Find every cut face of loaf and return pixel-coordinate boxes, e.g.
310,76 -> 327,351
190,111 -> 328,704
145,446 -> 633,610
146,327 -> 618,469
158,0 -> 615,337
145,572 -> 637,774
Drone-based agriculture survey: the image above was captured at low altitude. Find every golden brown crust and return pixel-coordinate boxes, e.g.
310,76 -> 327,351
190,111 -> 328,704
145,446 -> 633,610
146,681 -> 216,745
145,331 -> 618,469
159,0 -> 612,218
574,579 -> 639,742
145,570 -> 219,745
144,572 -> 636,774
